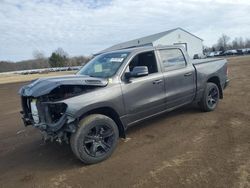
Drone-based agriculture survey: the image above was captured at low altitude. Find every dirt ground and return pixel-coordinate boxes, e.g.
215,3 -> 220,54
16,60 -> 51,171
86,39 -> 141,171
0,56 -> 249,188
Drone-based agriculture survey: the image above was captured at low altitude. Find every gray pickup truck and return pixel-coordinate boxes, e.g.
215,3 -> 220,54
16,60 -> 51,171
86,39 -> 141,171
19,46 -> 229,164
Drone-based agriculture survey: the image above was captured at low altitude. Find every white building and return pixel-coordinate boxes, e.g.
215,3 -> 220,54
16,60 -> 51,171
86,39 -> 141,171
97,27 -> 203,59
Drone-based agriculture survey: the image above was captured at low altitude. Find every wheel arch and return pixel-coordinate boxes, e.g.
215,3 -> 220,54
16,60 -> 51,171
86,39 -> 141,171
207,76 -> 223,99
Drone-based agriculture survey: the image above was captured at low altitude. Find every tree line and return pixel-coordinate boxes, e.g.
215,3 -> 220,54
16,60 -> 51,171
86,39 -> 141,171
0,48 -> 91,73
205,34 -> 250,52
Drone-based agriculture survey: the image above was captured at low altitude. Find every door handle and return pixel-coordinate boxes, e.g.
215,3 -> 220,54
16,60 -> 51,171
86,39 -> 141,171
184,72 -> 192,76
153,79 -> 163,84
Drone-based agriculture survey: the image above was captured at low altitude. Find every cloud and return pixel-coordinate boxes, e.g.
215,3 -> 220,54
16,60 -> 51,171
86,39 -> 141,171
0,0 -> 250,61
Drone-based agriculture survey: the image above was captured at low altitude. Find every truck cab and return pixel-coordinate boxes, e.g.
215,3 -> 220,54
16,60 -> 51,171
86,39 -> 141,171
117,46 -> 196,126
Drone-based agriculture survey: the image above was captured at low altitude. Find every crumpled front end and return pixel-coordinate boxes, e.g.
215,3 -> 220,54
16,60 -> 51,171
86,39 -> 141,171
20,95 -> 77,142
19,75 -> 108,143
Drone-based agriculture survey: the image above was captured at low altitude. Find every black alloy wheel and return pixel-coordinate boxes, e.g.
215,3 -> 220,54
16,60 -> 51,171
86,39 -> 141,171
83,124 -> 115,157
70,114 -> 119,164
200,82 -> 220,112
207,86 -> 219,109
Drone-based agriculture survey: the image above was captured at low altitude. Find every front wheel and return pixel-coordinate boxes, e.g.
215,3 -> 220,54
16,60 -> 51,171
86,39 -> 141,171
70,114 -> 119,164
200,82 -> 220,112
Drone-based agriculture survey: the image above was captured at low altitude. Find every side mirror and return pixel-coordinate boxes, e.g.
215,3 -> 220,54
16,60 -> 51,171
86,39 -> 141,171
125,66 -> 149,80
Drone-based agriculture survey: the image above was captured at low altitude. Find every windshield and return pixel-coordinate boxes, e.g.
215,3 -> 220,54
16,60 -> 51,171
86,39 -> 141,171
77,52 -> 130,78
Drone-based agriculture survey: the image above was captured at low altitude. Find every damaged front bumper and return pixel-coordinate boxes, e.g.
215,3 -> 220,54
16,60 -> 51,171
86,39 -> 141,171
20,96 -> 77,142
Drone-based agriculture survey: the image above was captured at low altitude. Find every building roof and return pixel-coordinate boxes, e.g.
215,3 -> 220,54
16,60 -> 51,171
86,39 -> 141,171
97,27 -> 203,54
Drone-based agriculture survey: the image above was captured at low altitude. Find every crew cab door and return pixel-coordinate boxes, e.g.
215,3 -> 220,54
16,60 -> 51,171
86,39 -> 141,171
120,51 -> 165,126
156,48 -> 196,109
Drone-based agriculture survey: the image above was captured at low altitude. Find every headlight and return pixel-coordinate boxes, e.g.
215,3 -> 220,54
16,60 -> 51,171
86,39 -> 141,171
30,98 -> 39,124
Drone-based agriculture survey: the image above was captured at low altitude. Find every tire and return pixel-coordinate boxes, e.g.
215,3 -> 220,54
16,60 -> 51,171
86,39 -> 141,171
70,114 -> 119,164
200,82 -> 220,112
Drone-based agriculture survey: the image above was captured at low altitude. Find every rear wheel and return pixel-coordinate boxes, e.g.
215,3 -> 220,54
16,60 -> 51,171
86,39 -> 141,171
200,82 -> 220,112
70,114 -> 119,164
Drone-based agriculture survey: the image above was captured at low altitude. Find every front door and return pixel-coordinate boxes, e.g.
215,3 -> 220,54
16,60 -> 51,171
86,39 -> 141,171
120,51 -> 165,126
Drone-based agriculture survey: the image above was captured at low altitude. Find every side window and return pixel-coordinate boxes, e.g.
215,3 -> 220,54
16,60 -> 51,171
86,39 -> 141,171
126,51 -> 158,74
159,49 -> 186,71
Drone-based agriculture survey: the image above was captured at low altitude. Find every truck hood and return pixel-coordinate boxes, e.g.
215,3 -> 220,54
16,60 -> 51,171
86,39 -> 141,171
19,75 -> 108,97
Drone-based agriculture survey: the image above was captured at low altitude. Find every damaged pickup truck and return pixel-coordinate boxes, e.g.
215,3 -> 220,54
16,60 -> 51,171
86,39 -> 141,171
19,46 -> 229,164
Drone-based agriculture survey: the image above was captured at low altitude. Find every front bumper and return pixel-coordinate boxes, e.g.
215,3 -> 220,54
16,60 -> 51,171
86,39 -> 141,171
20,96 -> 76,133
21,113 -> 33,127
21,110 -> 76,131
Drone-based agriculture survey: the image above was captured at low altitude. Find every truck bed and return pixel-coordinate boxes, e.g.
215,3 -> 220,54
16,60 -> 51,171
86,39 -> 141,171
191,57 -> 228,102
191,58 -> 224,65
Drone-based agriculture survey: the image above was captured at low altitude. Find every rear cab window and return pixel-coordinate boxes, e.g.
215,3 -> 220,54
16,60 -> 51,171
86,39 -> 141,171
158,49 -> 186,71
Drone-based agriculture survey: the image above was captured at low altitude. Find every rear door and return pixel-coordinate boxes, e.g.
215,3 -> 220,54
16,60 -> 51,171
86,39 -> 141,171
156,48 -> 196,109
120,50 -> 165,125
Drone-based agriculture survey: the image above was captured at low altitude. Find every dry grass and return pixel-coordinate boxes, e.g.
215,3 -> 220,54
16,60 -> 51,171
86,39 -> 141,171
227,54 -> 250,63
0,71 -> 76,84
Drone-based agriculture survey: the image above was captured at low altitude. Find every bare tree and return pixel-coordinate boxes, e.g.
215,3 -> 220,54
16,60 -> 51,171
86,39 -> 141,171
245,39 -> 250,48
33,50 -> 45,60
55,48 -> 68,58
49,48 -> 69,67
233,37 -> 244,49
238,37 -> 244,48
232,38 -> 239,49
217,34 -> 230,51
32,50 -> 49,68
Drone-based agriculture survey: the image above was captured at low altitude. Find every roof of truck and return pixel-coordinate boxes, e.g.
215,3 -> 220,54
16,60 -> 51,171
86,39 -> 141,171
99,45 -> 185,55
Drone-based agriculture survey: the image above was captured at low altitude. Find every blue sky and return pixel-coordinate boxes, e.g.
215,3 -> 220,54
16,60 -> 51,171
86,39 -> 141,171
0,0 -> 250,61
